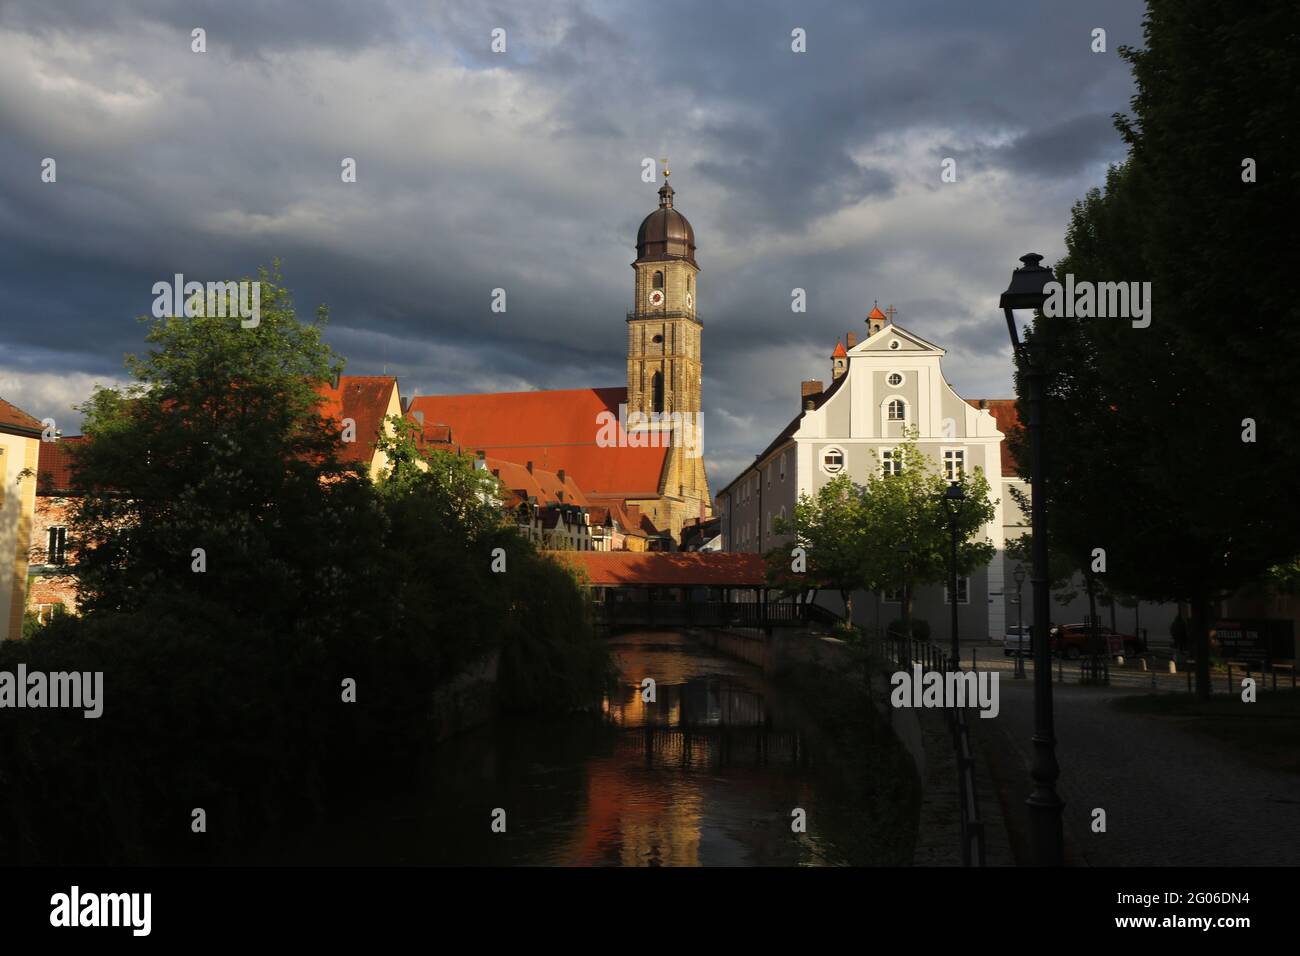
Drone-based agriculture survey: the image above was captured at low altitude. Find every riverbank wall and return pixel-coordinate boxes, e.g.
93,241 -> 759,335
690,627 -> 926,781
689,627 -> 991,865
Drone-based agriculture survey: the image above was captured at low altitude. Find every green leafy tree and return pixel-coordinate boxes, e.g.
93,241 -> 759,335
772,474 -> 869,624
68,263 -> 389,637
859,431 -> 996,633
1012,1 -> 1300,697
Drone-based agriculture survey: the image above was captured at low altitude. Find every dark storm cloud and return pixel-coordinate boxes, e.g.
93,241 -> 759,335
0,0 -> 1147,487
970,112 -> 1127,179
0,0 -> 406,57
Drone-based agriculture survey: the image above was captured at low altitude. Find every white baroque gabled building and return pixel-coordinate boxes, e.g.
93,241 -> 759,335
715,307 -> 1025,642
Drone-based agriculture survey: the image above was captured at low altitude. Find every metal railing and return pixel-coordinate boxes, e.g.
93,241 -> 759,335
626,309 -> 703,325
880,633 -> 987,866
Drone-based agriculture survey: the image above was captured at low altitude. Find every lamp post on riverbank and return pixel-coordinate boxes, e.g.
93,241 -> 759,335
1013,564 -> 1027,679
941,483 -> 966,669
1001,252 -> 1064,867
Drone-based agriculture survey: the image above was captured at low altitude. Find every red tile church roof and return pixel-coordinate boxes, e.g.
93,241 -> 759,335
407,387 -> 669,498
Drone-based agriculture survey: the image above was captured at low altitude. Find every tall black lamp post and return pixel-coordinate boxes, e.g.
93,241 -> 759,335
1001,252 -> 1065,866
941,483 -> 966,670
1013,564 -> 1027,679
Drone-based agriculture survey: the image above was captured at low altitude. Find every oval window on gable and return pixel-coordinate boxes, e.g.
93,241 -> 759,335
821,446 -> 846,475
889,339 -> 901,350
887,372 -> 903,386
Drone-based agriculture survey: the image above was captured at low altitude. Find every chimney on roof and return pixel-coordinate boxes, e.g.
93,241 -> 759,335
526,460 -> 533,473
846,332 -> 858,350
801,380 -> 823,410
400,395 -> 412,414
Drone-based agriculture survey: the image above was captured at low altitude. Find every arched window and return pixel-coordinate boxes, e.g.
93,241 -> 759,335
652,371 -> 664,413
687,275 -> 692,293
653,270 -> 664,290
888,399 -> 906,421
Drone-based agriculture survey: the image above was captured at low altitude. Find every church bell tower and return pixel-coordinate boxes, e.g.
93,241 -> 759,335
624,168 -> 711,531
627,168 -> 702,422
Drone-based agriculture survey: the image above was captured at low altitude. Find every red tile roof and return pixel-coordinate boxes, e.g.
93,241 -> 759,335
483,456 -> 589,508
553,551 -> 768,587
831,340 -> 847,358
868,305 -> 887,320
314,376 -> 397,466
36,436 -> 85,494
0,397 -> 42,435
967,398 -> 1022,473
407,387 -> 669,497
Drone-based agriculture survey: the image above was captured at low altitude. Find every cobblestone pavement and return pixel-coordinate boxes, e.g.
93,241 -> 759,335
988,680 -> 1300,866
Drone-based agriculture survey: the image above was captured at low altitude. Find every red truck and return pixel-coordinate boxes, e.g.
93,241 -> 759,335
1050,623 -> 1143,659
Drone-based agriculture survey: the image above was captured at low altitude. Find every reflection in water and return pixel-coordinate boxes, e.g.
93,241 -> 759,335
270,631 -> 881,866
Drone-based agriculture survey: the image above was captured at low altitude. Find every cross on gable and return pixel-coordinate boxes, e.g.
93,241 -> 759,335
884,304 -> 897,323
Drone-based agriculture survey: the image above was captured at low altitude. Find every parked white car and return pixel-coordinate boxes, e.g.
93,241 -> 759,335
1004,624 -> 1033,656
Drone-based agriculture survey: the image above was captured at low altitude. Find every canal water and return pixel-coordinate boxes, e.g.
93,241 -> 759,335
279,631 -> 903,866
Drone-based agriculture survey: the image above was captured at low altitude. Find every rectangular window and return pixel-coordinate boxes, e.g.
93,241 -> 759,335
780,452 -> 786,481
942,448 -> 966,483
881,449 -> 901,477
944,577 -> 971,605
47,526 -> 68,565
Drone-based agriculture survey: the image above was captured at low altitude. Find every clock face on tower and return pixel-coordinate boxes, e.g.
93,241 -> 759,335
648,289 -> 665,306
685,292 -> 693,308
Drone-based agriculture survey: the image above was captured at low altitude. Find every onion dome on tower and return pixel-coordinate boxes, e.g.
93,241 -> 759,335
636,171 -> 697,267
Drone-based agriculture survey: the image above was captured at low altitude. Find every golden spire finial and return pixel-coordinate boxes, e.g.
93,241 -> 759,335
661,157 -> 670,178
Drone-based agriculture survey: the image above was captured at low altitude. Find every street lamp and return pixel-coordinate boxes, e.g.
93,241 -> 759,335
1001,252 -> 1065,866
896,543 -> 911,666
1013,564 -> 1027,679
941,482 -> 966,670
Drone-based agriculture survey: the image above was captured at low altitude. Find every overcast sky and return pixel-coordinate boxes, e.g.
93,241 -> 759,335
0,0 -> 1144,487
